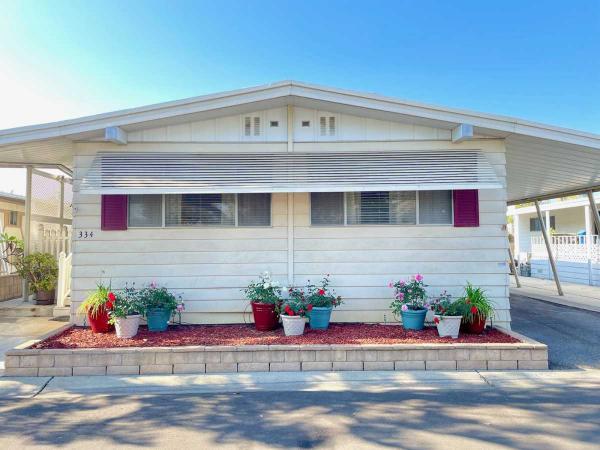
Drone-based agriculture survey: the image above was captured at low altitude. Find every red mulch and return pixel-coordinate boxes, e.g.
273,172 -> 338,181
31,323 -> 519,349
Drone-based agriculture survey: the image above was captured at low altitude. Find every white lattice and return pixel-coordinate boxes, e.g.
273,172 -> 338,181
531,235 -> 599,263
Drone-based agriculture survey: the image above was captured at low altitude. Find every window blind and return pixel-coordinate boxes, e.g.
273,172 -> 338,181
165,194 -> 235,226
128,194 -> 162,227
419,190 -> 452,224
238,193 -> 271,226
346,191 -> 416,225
311,192 -> 344,225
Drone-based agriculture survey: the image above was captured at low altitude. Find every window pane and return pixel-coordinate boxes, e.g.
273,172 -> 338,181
311,192 -> 344,225
390,191 -> 417,224
238,193 -> 271,226
128,195 -> 162,227
418,190 -> 452,224
165,194 -> 235,226
347,191 -> 390,224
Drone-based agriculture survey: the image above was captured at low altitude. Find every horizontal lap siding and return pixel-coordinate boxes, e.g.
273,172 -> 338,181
71,142 -> 510,327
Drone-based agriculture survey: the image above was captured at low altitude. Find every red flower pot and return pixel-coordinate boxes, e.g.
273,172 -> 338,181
466,315 -> 487,334
251,302 -> 279,331
87,307 -> 111,333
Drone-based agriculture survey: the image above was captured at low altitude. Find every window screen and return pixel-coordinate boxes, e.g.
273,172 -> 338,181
238,193 -> 271,226
418,191 -> 452,224
9,211 -> 18,226
530,216 -> 555,231
165,194 -> 235,226
346,191 -> 416,225
128,195 -> 163,227
311,192 -> 344,225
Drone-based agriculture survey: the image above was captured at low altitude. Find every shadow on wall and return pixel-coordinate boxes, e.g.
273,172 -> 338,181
0,389 -> 599,447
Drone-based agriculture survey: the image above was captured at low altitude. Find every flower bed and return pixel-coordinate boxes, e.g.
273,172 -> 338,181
32,323 -> 519,349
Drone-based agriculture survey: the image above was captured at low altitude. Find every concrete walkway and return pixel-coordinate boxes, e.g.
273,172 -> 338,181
510,276 -> 600,312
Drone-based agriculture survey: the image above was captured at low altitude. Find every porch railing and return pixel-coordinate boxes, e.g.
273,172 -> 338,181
56,251 -> 72,308
31,235 -> 71,259
531,235 -> 600,264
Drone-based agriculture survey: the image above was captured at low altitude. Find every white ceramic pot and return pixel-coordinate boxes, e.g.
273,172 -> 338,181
434,315 -> 462,339
115,314 -> 141,339
281,314 -> 306,336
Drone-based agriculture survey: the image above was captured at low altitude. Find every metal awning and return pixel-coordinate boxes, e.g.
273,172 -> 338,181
79,151 -> 502,194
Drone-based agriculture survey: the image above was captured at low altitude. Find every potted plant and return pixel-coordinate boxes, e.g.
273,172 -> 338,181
139,283 -> 181,332
16,252 -> 58,305
430,291 -> 462,339
77,283 -> 114,333
243,272 -> 282,331
108,285 -> 142,339
389,274 -> 429,331
457,283 -> 494,334
304,275 -> 342,330
280,294 -> 311,336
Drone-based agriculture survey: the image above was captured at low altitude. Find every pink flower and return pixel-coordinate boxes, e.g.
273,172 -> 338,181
415,274 -> 423,282
399,281 -> 405,287
398,292 -> 404,299
388,282 -> 393,288
401,304 -> 408,312
177,303 -> 185,312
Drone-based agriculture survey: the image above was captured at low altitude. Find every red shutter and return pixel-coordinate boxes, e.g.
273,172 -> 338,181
453,190 -> 479,227
101,195 -> 128,230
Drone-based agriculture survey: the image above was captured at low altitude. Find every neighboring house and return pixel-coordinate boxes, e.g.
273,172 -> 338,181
1,81 -> 600,328
0,192 -> 25,239
508,195 -> 600,286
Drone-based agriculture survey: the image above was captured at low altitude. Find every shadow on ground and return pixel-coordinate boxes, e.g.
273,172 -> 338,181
1,388 -> 599,448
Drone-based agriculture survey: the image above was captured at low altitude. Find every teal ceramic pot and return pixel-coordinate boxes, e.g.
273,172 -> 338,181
146,308 -> 171,332
309,306 -> 333,330
400,308 -> 428,331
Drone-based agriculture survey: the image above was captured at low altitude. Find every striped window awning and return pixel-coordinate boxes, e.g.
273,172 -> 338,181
79,151 -> 502,194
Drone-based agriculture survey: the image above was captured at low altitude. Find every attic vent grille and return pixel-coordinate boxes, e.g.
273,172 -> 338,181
81,150 -> 502,194
244,117 -> 252,136
319,116 -> 336,136
244,116 -> 261,137
253,117 -> 261,136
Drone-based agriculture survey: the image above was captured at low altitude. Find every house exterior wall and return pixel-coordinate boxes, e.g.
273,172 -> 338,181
0,197 -> 25,239
71,128 -> 510,328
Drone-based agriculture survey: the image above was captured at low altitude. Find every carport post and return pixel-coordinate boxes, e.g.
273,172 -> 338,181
507,245 -> 521,288
535,200 -> 563,296
587,191 -> 600,237
22,165 -> 32,302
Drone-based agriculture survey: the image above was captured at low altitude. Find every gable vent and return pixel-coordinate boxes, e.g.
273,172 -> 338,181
253,116 -> 261,136
243,116 -> 261,138
319,116 -> 336,136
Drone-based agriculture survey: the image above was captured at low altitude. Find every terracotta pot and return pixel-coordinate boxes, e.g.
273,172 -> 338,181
251,302 -> 279,331
87,306 -> 111,333
466,315 -> 487,334
35,289 -> 55,305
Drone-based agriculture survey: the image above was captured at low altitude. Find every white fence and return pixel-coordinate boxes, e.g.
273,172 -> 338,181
31,234 -> 71,259
531,235 -> 600,286
56,251 -> 72,308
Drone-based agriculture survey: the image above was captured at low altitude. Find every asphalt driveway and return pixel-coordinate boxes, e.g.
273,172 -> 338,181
510,294 -> 600,370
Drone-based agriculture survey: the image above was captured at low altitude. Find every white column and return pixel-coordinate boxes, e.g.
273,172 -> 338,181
22,165 -> 32,302
513,214 -> 521,260
545,210 -> 551,233
585,205 -> 592,260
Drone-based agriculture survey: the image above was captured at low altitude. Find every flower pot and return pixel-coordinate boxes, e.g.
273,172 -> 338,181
146,308 -> 171,332
251,302 -> 279,331
309,306 -> 332,330
115,314 -> 141,339
400,308 -> 428,331
466,315 -> 487,334
35,289 -> 55,305
87,307 -> 111,333
434,315 -> 462,339
281,314 -> 306,336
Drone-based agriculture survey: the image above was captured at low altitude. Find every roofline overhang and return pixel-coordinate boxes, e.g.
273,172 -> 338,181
1,80 -> 599,149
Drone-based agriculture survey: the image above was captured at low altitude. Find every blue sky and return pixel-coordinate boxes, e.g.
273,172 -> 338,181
0,0 -> 599,136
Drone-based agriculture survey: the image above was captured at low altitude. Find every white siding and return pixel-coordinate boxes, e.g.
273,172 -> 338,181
71,139 -> 510,328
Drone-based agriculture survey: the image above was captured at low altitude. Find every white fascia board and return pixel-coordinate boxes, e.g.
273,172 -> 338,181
509,195 -> 600,215
2,80 -> 600,150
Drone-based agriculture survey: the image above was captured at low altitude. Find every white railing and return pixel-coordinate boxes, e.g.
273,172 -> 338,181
31,235 -> 71,259
531,235 -> 600,263
56,251 -> 72,308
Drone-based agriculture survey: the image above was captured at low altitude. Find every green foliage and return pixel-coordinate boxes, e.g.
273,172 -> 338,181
78,282 -> 111,318
138,284 -> 180,316
456,283 -> 495,323
282,294 -> 311,317
0,232 -> 24,267
429,291 -> 462,317
108,285 -> 142,324
303,276 -> 343,308
15,252 -> 58,293
243,272 -> 282,307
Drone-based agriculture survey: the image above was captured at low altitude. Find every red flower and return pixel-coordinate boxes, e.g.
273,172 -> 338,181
434,317 -> 440,324
106,292 -> 116,309
285,305 -> 294,316
470,306 -> 478,314
108,292 -> 116,302
307,304 -> 313,311
318,289 -> 325,296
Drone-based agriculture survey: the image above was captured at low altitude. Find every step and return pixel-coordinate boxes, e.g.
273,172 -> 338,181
52,306 -> 71,318
0,299 -> 55,318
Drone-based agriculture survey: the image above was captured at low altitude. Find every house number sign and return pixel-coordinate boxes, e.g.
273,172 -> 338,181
77,231 -> 94,239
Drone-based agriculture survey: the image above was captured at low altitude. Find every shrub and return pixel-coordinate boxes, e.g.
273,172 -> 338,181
107,284 -> 142,325
138,283 -> 180,316
78,282 -> 114,318
389,274 -> 428,315
456,283 -> 494,323
16,252 -> 58,293
304,276 -> 343,309
243,272 -> 282,306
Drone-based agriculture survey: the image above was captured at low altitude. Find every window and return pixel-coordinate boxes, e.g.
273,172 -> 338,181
128,195 -> 162,227
8,211 -> 18,226
243,116 -> 261,137
310,190 -> 452,226
530,216 -> 556,232
270,120 -> 279,127
127,194 -> 271,227
311,192 -> 344,225
301,120 -> 310,127
319,116 -> 336,136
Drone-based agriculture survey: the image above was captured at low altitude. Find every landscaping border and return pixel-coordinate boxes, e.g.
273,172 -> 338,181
4,326 -> 548,376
